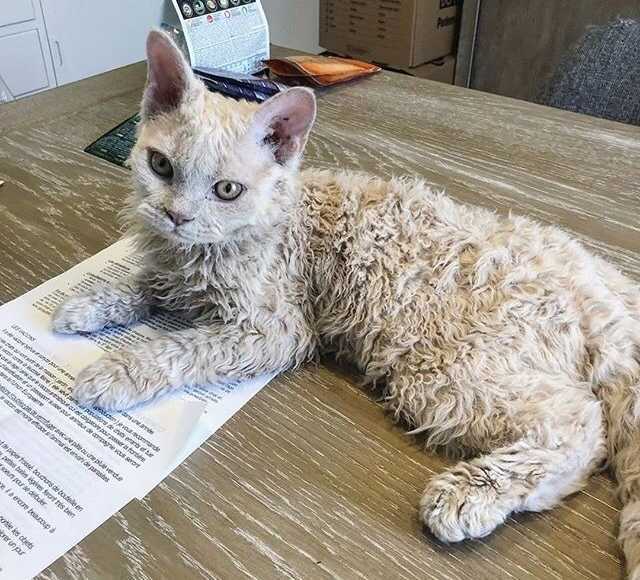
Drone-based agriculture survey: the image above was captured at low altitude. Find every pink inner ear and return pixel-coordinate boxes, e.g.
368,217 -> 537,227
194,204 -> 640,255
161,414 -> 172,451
276,110 -> 309,135
265,119 -> 298,164
255,88 -> 317,164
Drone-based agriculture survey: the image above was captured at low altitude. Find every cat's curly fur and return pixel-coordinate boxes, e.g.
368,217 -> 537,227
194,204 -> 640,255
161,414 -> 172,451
53,31 -> 640,577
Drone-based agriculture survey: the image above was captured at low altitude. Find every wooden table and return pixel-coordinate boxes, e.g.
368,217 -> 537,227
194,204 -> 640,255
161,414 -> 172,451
1,50 -> 639,579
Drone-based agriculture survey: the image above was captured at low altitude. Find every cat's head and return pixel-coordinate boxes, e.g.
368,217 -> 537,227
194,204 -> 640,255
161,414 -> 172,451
127,30 -> 316,247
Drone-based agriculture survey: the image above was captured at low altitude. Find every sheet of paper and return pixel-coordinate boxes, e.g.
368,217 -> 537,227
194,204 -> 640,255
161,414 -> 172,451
170,0 -> 270,74
0,238 -> 274,579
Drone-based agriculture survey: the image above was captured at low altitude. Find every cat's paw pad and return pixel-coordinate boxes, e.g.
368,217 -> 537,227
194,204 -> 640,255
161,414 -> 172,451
73,351 -> 154,411
419,464 -> 507,543
52,295 -> 107,334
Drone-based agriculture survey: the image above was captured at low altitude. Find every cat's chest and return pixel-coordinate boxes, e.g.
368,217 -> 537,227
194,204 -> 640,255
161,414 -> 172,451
141,238 -> 284,324
147,268 -> 239,322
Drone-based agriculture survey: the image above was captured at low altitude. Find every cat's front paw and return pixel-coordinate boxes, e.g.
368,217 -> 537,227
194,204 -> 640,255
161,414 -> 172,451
52,295 -> 109,334
73,350 -> 166,411
419,464 -> 508,543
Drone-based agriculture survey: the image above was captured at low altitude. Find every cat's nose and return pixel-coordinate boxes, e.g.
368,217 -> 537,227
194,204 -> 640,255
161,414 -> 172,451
164,207 -> 194,226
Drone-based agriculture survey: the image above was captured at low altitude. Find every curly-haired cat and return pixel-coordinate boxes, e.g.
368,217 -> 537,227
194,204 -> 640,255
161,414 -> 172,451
53,31 -> 640,577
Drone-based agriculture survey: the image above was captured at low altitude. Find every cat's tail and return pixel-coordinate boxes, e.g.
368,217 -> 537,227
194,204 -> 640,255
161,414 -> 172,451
600,374 -> 640,579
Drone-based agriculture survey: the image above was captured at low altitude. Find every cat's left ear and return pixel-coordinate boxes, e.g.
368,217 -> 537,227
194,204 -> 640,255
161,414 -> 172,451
142,30 -> 196,119
251,87 -> 317,165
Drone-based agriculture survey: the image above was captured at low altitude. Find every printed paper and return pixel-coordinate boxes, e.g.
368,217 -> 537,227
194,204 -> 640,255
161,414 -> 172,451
0,238 -> 273,578
171,0 -> 270,74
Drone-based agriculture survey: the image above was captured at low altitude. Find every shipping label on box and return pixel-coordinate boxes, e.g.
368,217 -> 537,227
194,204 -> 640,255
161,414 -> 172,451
320,0 -> 460,68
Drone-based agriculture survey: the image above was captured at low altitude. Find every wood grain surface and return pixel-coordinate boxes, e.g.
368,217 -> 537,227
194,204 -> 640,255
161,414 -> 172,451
1,47 -> 639,579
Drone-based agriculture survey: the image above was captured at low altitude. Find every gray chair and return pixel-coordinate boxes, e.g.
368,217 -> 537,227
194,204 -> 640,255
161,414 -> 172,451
539,18 -> 640,126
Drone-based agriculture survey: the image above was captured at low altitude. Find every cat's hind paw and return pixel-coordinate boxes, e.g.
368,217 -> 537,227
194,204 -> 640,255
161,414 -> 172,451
419,463 -> 510,543
52,295 -> 110,334
73,350 -> 163,411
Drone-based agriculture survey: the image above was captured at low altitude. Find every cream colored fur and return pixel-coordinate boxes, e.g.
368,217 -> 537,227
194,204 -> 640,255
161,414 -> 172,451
52,31 -> 640,577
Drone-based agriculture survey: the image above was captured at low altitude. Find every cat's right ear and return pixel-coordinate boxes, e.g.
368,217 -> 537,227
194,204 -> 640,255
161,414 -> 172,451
251,87 -> 317,165
142,30 -> 195,119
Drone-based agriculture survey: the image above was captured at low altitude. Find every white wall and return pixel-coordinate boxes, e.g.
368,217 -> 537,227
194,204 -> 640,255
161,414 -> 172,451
261,0 -> 321,54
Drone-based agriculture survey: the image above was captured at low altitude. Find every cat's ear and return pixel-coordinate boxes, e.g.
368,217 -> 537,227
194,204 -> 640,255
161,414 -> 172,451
142,30 -> 195,119
252,87 -> 317,165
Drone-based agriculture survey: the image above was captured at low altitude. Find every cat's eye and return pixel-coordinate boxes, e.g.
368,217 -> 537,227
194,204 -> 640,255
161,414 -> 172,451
149,150 -> 174,179
213,180 -> 245,201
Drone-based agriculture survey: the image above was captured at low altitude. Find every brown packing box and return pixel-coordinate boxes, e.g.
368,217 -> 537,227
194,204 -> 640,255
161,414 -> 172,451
319,0 -> 459,69
395,55 -> 456,83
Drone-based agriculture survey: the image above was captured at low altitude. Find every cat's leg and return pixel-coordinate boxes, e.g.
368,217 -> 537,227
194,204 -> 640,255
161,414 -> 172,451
72,319 -> 313,410
52,280 -> 153,334
418,377 -> 606,542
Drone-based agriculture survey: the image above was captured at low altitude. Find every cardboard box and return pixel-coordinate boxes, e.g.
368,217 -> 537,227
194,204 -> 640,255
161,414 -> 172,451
393,54 -> 456,84
319,0 -> 459,69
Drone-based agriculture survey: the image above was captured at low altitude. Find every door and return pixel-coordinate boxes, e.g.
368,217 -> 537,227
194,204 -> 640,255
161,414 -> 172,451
40,0 -> 164,86
0,0 -> 56,101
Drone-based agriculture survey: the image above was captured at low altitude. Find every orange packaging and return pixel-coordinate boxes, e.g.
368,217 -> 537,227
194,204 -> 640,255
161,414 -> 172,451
264,55 -> 381,87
